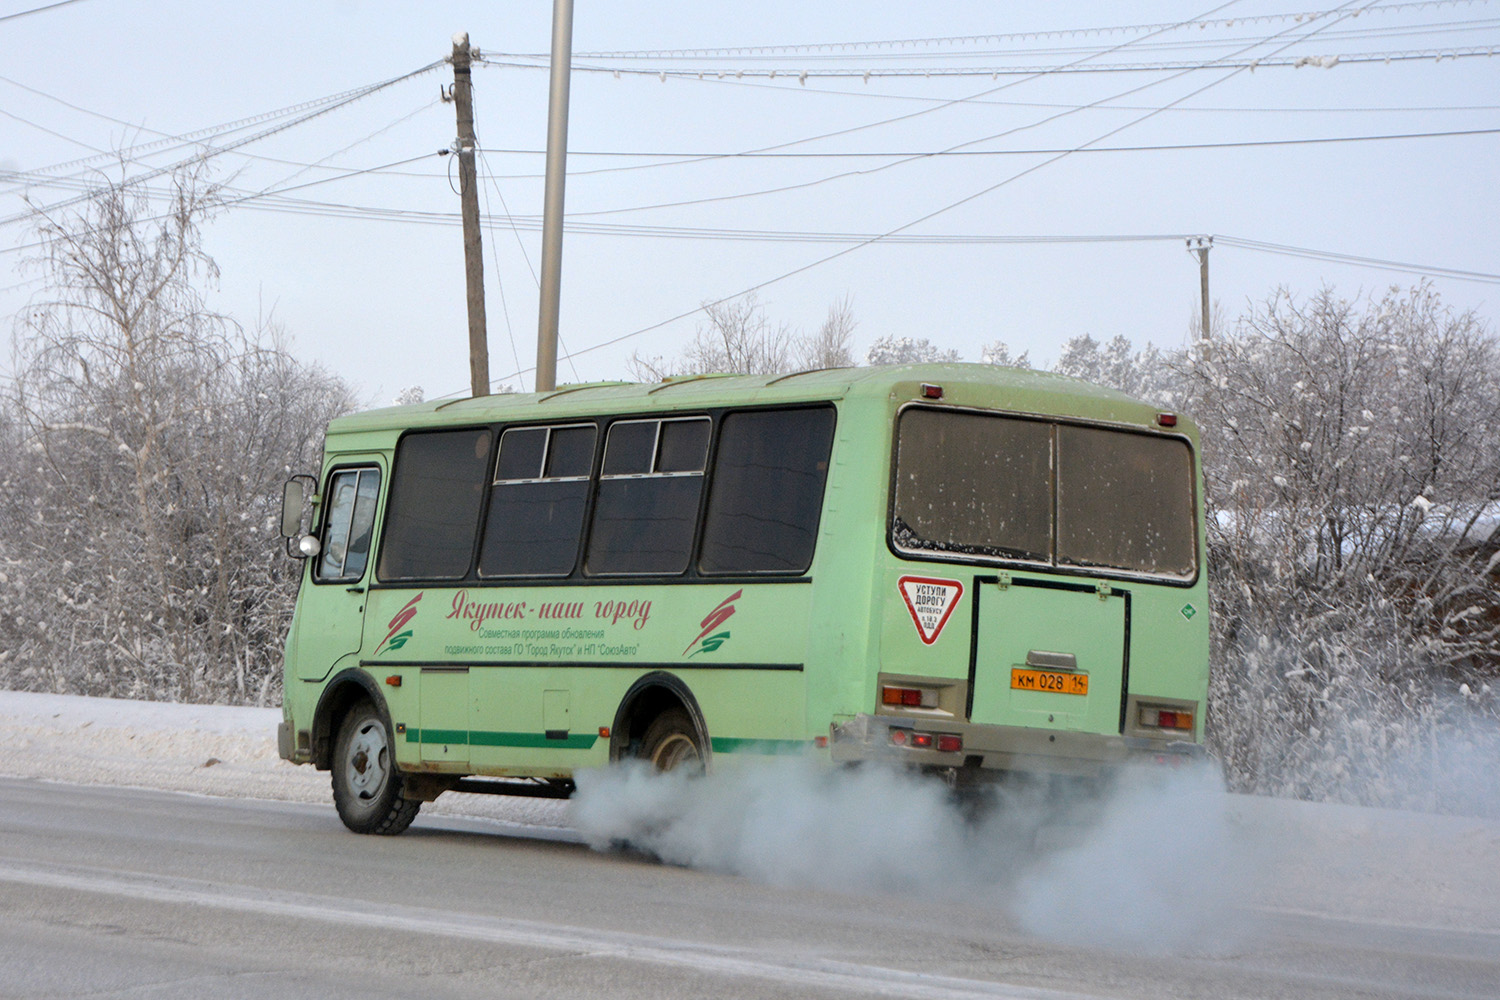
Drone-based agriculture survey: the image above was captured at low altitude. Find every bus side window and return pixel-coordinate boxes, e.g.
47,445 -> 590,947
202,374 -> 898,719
315,468 -> 381,583
586,416 -> 709,576
700,407 -> 835,574
377,428 -> 492,581
479,424 -> 596,577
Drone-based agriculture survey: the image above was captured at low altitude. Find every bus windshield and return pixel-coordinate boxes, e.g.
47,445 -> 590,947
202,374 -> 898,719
891,407 -> 1197,580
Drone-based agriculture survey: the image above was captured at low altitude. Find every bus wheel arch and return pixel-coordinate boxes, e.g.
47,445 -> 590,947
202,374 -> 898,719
311,668 -> 386,771
609,672 -> 711,772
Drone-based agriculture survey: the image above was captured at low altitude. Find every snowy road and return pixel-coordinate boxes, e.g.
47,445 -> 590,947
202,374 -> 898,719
2,692 -> 1499,998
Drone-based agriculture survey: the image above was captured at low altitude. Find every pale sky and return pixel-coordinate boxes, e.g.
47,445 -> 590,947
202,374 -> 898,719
2,0 -> 1497,402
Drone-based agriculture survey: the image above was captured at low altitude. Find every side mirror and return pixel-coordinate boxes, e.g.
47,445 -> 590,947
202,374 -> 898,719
280,480 -> 305,538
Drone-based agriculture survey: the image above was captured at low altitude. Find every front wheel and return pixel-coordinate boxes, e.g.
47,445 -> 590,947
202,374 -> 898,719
332,701 -> 420,835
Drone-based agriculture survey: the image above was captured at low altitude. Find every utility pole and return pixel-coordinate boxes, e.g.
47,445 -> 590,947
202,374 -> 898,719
534,0 -> 574,393
450,32 -> 489,397
1187,235 -> 1212,341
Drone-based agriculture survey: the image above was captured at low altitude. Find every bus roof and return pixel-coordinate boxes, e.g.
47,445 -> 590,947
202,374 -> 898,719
327,363 -> 1188,437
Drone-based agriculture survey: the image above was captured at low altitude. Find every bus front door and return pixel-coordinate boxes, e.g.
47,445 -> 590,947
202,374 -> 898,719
294,463 -> 382,681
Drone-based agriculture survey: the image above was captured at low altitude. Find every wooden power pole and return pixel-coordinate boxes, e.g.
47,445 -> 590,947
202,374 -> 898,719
450,32 -> 490,397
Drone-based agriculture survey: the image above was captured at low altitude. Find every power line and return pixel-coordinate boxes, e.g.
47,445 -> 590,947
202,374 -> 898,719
0,0 -> 91,24
0,61 -> 445,219
527,3 -> 1265,221
487,0 -> 1379,382
486,43 -> 1497,81
0,153 -> 442,258
1214,234 -> 1500,283
512,3 -> 1494,59
473,126 -> 1500,163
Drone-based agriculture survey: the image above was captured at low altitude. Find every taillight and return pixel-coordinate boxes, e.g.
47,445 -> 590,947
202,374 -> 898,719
881,685 -> 937,708
1139,705 -> 1195,731
888,728 -> 962,753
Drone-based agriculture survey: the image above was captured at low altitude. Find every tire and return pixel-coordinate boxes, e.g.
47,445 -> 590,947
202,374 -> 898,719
639,708 -> 704,774
331,701 -> 420,835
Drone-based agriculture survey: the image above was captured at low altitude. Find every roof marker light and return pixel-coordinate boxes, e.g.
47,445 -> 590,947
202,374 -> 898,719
921,383 -> 943,400
1157,412 -> 1178,427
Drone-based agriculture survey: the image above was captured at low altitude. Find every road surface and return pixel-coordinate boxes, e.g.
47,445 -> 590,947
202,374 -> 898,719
1,776 -> 1497,999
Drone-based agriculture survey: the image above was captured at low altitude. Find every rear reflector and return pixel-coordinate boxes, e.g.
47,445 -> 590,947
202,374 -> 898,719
889,729 -> 908,746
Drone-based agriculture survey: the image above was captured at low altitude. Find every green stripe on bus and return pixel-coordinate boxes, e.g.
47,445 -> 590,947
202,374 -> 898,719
710,737 -> 813,755
404,729 -> 598,750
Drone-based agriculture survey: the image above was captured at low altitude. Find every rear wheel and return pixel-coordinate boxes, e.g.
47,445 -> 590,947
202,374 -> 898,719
639,708 -> 704,774
332,701 -> 420,835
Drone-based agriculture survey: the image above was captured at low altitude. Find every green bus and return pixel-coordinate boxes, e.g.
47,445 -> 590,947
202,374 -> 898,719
277,363 -> 1209,834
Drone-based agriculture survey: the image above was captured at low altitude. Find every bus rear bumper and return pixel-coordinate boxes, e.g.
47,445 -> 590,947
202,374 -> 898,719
827,712 -> 1204,778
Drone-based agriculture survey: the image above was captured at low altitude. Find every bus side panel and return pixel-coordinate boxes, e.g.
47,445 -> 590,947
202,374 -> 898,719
799,394 -> 894,736
361,581 -> 814,774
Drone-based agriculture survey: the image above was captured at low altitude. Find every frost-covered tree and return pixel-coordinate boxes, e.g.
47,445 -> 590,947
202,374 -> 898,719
978,341 -> 1031,369
863,334 -> 962,365
1054,333 -> 1166,401
1177,284 -> 1500,805
1,163 -> 355,704
630,292 -> 855,379
797,294 -> 857,370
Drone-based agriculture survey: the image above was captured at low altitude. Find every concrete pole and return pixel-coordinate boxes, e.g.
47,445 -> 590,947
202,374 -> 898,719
1188,235 -> 1212,341
534,0 -> 574,393
451,32 -> 490,397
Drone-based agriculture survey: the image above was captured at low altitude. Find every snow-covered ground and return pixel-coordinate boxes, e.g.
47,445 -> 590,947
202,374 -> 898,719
3,689 -> 1499,943
0,690 -> 572,831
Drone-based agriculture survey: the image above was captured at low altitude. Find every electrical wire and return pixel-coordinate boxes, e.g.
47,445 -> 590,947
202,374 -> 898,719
0,0 -> 91,24
472,126 -> 1500,163
486,43 -> 1497,81
496,2 -> 1256,221
1214,235 -> 1500,282
0,61 -> 446,225
475,148 -> 528,391
541,2 -> 1493,59
495,0 -> 1389,380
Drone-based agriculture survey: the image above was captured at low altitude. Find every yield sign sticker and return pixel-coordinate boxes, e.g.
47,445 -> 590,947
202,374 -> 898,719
898,576 -> 964,645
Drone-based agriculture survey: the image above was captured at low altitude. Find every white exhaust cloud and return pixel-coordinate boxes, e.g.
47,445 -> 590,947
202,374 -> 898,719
571,755 -> 1255,956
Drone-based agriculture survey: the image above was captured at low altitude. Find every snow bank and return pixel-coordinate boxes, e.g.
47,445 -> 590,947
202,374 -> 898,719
0,690 -> 569,830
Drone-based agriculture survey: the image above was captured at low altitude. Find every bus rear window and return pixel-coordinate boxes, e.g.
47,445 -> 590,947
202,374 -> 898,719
1056,424 -> 1196,578
893,408 -> 1195,580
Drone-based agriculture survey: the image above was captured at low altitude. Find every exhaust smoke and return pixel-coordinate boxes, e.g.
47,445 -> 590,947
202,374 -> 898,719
571,754 -> 1254,955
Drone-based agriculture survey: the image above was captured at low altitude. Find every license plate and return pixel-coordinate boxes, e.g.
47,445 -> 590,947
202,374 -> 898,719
1010,668 -> 1088,696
